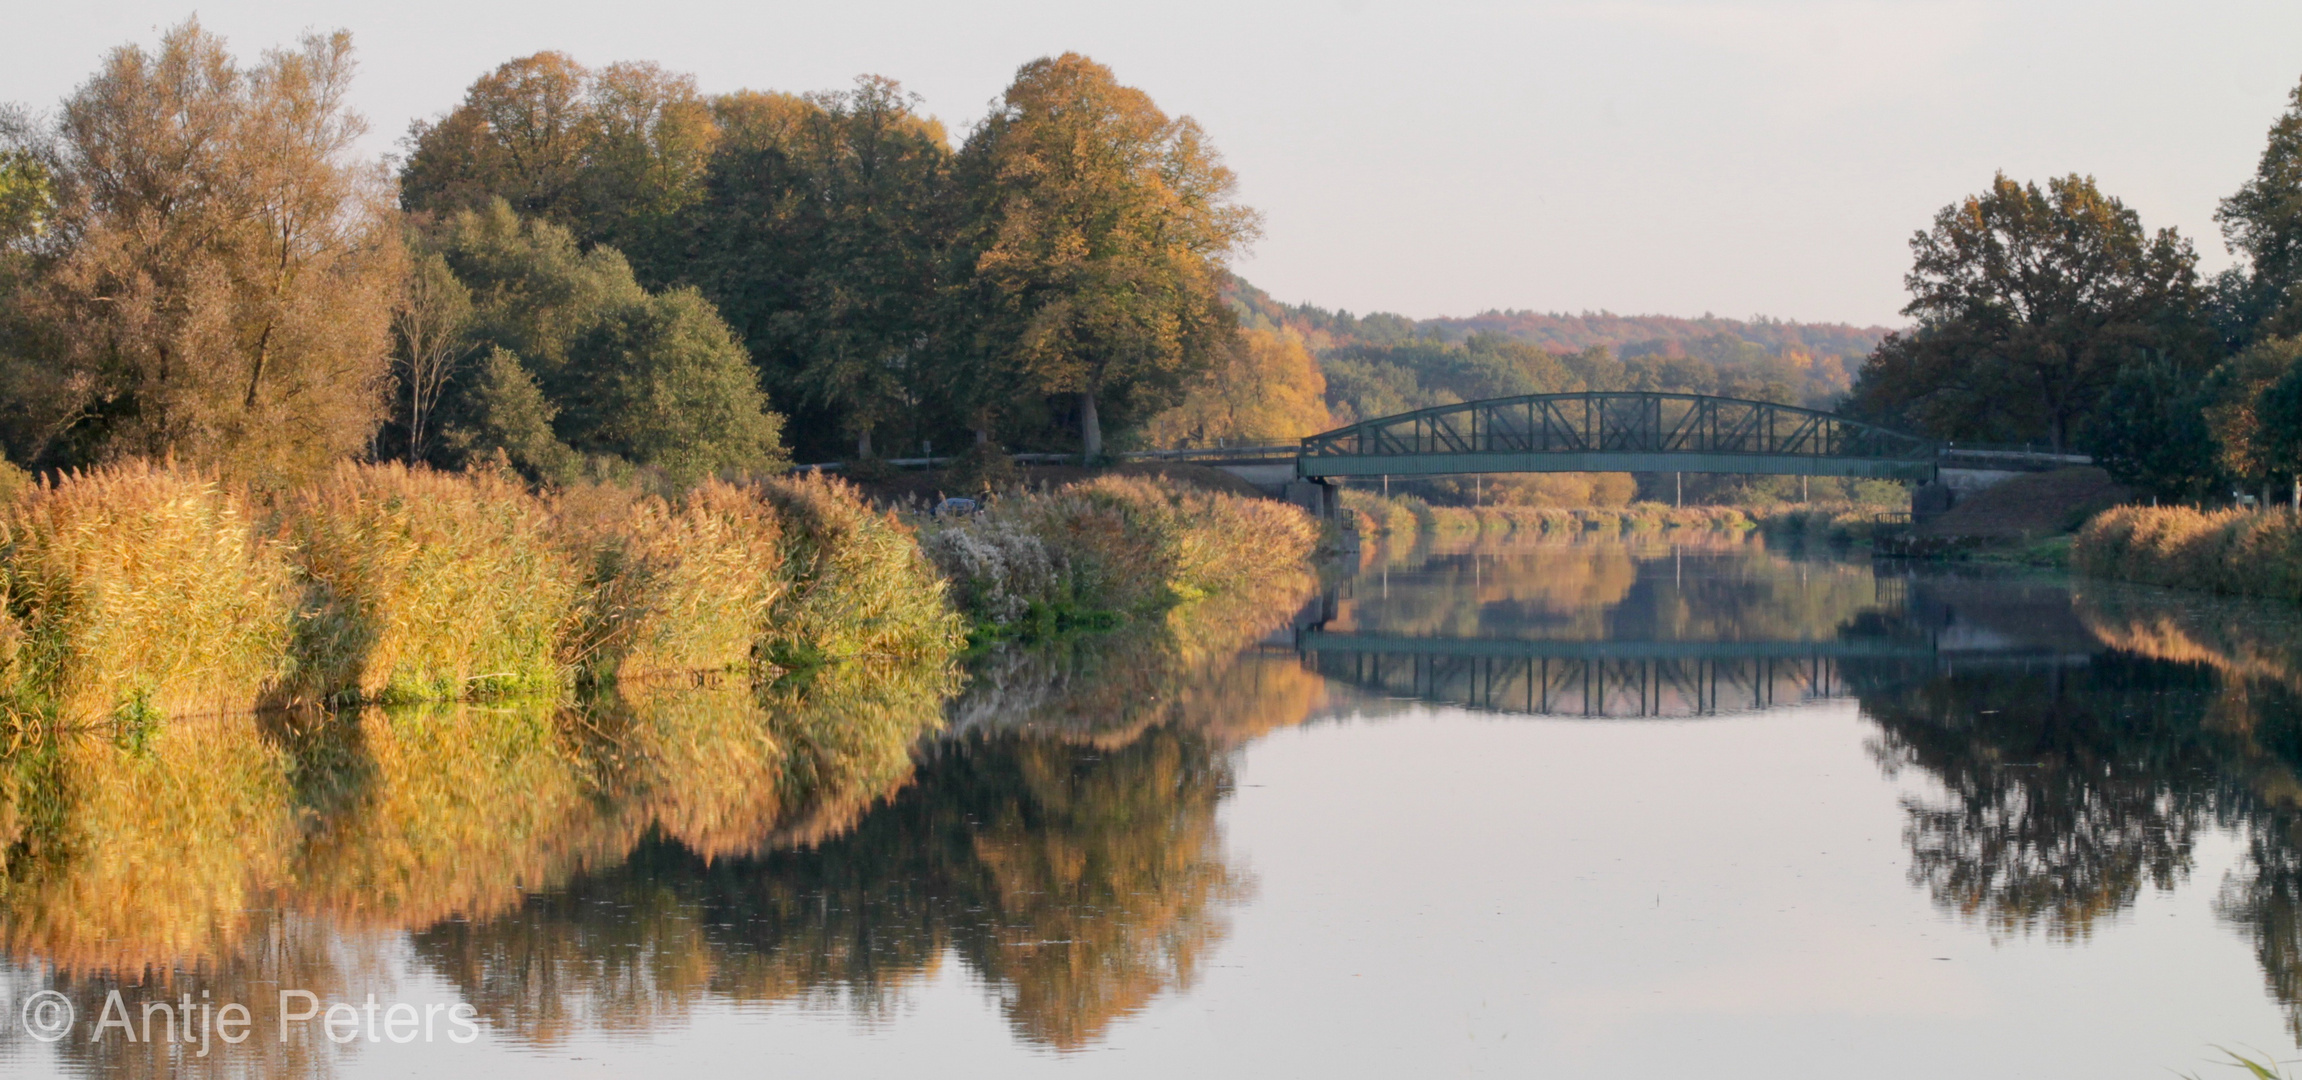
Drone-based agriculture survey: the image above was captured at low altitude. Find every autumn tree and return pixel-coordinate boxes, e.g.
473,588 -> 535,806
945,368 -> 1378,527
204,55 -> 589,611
1143,325 -> 1330,447
9,21 -> 402,479
1849,174 -> 2204,452
2200,336 -> 2302,504
953,54 -> 1259,458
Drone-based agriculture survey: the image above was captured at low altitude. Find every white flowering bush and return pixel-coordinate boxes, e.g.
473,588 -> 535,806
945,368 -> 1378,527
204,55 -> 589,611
919,513 -> 1066,626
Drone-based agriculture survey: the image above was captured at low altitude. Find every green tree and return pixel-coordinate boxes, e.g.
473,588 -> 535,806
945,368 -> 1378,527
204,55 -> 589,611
2089,356 -> 2219,502
2202,336 -> 2302,504
400,53 -> 718,273
423,200 -> 785,484
953,54 -> 1259,458
681,78 -> 953,462
2217,75 -> 2302,344
1849,173 -> 2204,452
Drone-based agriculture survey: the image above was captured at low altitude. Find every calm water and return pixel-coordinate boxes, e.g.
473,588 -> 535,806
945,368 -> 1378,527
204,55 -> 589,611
6,534 -> 2302,1076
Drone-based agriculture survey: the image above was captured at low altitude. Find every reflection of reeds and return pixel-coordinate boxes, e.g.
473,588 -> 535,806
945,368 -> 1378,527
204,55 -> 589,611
2074,583 -> 2302,697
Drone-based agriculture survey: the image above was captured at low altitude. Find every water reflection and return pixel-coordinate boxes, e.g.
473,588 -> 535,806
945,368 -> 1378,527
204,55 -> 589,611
27,531 -> 2302,1067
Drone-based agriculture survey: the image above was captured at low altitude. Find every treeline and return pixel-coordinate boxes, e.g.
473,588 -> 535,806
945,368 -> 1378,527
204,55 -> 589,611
1849,78 -> 2302,506
0,21 -> 1297,482
1228,278 -> 1881,419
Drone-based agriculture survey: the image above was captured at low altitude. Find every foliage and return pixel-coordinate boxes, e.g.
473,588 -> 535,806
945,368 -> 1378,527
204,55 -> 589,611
952,54 -> 1259,457
2091,355 -> 2221,502
280,462 -> 583,703
1849,173 -> 2205,452
920,475 -> 1317,632
0,461 -> 294,727
4,21 -> 404,482
417,200 -> 787,484
2201,336 -> 2302,498
400,52 -> 718,270
1142,326 -> 1331,447
680,78 -> 954,462
2218,73 -> 2302,345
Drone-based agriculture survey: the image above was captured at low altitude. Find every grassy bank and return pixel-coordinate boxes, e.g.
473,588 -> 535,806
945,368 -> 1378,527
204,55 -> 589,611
2073,505 -> 2302,602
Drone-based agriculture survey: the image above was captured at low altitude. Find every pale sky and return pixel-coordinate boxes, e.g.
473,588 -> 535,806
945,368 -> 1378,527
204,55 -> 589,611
7,1 -> 2299,327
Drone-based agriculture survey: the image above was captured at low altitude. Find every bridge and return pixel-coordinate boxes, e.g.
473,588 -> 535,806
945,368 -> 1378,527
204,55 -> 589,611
1294,392 -> 1938,482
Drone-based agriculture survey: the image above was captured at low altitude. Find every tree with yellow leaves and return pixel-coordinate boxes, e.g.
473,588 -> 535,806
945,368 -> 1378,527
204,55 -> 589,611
1143,326 -> 1331,447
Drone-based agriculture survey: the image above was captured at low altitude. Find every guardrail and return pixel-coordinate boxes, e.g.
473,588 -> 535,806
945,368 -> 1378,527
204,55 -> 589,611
795,444 -> 1303,473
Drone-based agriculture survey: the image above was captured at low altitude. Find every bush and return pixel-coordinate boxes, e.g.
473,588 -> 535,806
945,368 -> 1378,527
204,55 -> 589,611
282,463 -> 583,703
0,462 -> 294,726
560,479 -> 787,683
757,472 -> 966,671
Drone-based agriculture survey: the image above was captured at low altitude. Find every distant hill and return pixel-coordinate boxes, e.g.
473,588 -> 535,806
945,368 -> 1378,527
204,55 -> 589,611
1227,277 -> 1892,366
1225,277 -> 1896,413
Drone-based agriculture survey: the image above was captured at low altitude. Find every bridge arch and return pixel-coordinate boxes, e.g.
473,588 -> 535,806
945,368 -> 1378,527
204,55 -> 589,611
1294,392 -> 1938,481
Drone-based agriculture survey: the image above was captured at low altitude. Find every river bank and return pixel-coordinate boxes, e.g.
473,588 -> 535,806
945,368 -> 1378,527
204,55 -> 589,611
1337,488 -> 1906,545
0,460 -> 1318,733
2073,504 -> 2302,603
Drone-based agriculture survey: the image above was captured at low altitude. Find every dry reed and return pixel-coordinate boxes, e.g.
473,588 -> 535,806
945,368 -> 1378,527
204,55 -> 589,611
2074,505 -> 2302,602
281,463 -> 584,703
0,461 -> 294,726
559,479 -> 787,683
757,472 -> 967,668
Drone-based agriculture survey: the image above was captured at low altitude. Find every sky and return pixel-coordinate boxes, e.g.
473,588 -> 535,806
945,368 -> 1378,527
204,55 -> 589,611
5,1 -> 2300,328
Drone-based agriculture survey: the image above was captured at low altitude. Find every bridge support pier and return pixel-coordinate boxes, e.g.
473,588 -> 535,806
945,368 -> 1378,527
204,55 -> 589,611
1284,478 -> 1338,520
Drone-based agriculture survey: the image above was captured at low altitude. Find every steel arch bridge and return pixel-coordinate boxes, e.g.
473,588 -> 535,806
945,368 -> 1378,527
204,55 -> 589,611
1294,392 -> 1938,481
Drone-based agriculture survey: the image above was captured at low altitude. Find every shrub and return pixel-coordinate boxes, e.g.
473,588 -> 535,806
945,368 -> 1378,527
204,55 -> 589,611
0,462 -> 294,726
560,479 -> 786,683
282,463 -> 583,703
757,472 -> 966,670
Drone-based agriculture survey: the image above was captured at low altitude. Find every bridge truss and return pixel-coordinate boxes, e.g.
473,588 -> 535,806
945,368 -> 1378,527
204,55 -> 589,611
1297,392 -> 1938,481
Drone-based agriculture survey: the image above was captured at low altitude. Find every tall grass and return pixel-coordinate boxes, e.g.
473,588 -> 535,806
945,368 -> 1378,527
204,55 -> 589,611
921,475 -> 1319,634
0,462 -> 295,727
757,471 -> 967,670
282,463 -> 584,703
558,479 -> 787,683
2074,505 -> 2302,602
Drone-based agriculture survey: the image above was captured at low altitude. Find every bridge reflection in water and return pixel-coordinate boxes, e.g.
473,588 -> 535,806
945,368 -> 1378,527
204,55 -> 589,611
1294,630 -> 2090,719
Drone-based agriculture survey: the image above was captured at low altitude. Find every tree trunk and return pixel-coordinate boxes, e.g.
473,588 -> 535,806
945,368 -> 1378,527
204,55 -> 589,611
1080,389 -> 1102,459
857,428 -> 873,460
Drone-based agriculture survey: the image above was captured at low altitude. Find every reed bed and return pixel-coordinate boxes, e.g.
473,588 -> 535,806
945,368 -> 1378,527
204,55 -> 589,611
0,462 -> 295,727
2074,505 -> 2302,602
920,475 -> 1319,634
282,463 -> 585,704
558,479 -> 787,683
757,471 -> 967,669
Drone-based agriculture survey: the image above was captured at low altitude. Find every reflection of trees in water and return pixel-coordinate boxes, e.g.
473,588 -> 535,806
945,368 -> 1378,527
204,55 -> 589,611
1860,657 -> 2223,940
1862,585 -> 2302,1039
410,726 -> 1243,1050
